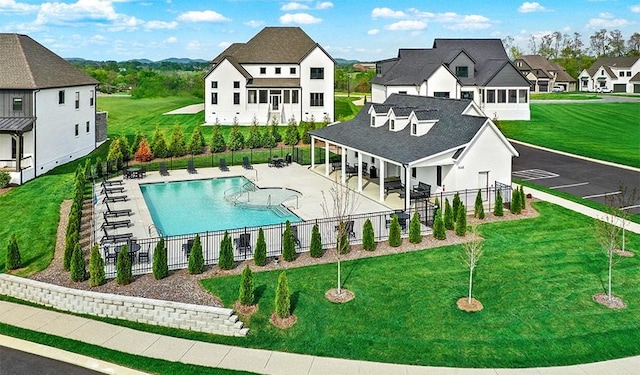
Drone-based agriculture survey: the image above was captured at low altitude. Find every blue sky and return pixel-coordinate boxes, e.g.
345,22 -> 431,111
1,0 -> 638,61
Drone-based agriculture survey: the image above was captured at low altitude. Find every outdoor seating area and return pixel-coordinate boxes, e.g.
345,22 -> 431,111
234,233 -> 252,255
98,181 -> 135,254
268,154 -> 291,168
102,239 -> 145,264
124,166 -> 145,179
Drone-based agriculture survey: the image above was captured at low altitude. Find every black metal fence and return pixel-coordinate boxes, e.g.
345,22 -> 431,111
429,182 -> 512,214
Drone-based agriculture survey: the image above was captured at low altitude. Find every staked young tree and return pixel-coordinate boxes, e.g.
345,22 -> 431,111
254,228 -> 267,266
462,229 -> 484,305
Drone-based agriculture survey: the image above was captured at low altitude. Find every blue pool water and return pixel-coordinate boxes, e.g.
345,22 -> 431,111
140,177 -> 301,236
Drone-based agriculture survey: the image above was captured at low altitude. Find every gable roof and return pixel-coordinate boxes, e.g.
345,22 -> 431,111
309,94 -> 489,165
516,55 -> 576,83
586,56 -> 640,77
0,33 -> 98,89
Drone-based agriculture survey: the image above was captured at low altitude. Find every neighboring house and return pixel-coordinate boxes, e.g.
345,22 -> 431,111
514,55 -> 576,92
309,94 -> 518,210
578,56 -> 640,93
371,39 -> 531,121
204,27 -> 335,125
0,33 -> 103,185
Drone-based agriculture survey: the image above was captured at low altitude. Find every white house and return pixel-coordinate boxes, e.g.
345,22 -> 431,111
0,33 -> 102,185
309,94 -> 519,210
514,55 -> 576,92
578,56 -> 640,93
204,27 -> 335,125
371,39 -> 531,121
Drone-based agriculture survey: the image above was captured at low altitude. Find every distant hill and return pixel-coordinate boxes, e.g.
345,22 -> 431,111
161,57 -> 209,64
65,57 -> 209,65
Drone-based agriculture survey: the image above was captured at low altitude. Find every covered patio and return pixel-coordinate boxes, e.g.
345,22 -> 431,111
0,117 -> 35,185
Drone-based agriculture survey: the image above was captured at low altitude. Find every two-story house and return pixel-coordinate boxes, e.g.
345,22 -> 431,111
0,33 -> 102,185
514,55 -> 576,92
578,56 -> 640,93
204,27 -> 334,125
371,39 -> 531,121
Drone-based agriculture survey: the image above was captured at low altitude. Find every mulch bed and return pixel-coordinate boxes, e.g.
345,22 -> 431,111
325,288 -> 355,303
269,312 -> 297,329
593,293 -> 627,309
457,297 -> 483,312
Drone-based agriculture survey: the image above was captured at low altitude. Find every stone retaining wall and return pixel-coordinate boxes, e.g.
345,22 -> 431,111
0,274 -> 248,336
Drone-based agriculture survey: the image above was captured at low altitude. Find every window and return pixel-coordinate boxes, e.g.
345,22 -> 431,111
601,69 -> 605,75
619,72 -> 625,77
89,90 -> 94,106
211,81 -> 218,88
455,66 -> 468,78
290,67 -> 296,74
284,90 -> 290,103
233,92 -> 240,105
74,124 -> 79,137
86,121 -> 90,133
376,64 -> 382,76
75,92 -> 80,109
411,123 -> 417,135
461,91 -> 474,100
370,116 -> 375,127
11,137 -> 23,159
291,90 -> 299,104
497,89 -> 507,103
310,92 -> 324,106
627,71 -> 632,77
486,90 -> 496,103
248,90 -> 257,104
436,166 -> 442,186
259,90 -> 268,103
411,168 -> 416,178
12,98 -> 22,111
211,92 -> 218,105
390,119 -> 395,130
58,90 -> 65,104
260,67 -> 266,74
275,67 -> 281,74
398,91 -> 407,94
310,67 -> 324,79
518,89 -> 528,103
233,81 -> 240,89
508,89 -> 517,103
434,92 -> 450,98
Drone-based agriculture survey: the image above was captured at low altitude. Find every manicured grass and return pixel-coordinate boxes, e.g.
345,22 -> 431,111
199,202 -> 640,368
529,92 -> 602,100
501,103 -> 640,168
335,96 -> 363,121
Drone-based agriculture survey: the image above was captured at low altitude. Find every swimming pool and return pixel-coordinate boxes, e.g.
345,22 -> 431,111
140,177 -> 301,236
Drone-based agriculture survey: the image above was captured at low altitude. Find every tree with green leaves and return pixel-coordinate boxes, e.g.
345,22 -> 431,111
282,221 -> 297,261
520,185 -> 526,210
254,228 -> 267,266
70,243 -> 85,282
187,126 -> 205,154
64,230 -> 79,271
238,264 -> 254,306
409,212 -> 422,244
452,192 -> 461,222
218,231 -> 235,270
444,198 -> 454,230
89,243 -> 105,287
433,210 -> 446,240
130,132 -> 145,157
6,234 -> 21,270
362,219 -> 376,250
95,156 -> 104,178
456,204 -> 467,236
188,234 -> 204,274
117,135 -> 131,162
494,189 -> 504,217
474,190 -> 485,219
310,224 -> 323,257
152,238 -> 169,279
283,118 -> 299,146
261,126 -> 277,148
151,127 -> 168,158
274,271 -> 291,319
511,188 -> 522,214
168,125 -> 187,157
300,121 -> 314,144
388,214 -> 403,247
228,123 -> 245,151
210,124 -> 226,153
246,119 -> 262,149
116,244 -> 132,285
106,138 -> 123,172
270,120 -> 282,143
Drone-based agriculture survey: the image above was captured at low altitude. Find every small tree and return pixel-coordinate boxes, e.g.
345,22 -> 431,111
6,234 -> 21,270
283,118 -> 299,146
187,126 -> 206,155
188,234 -> 205,274
270,120 -> 282,143
70,243 -> 86,282
89,243 -> 105,287
337,222 -> 351,254
254,228 -> 267,266
64,230 -> 79,271
130,132 -> 145,156
511,188 -> 522,214
116,244 -> 132,285
462,229 -> 483,305
238,264 -> 254,306
274,271 -> 291,319
210,124 -> 227,153
456,204 -> 467,236
310,224 -> 324,257
246,120 -> 262,149
106,139 -> 123,172
152,238 -> 169,280
228,122 -> 245,151
444,198 -> 454,230
388,214 -> 403,247
168,125 -> 187,157
218,231 -> 235,270
117,135 -> 132,162
494,189 -> 504,217
282,221 -> 297,261
474,190 -> 485,219
362,219 -> 376,250
95,157 -> 103,178
261,126 -> 277,148
452,192 -> 461,222
151,127 -> 168,158
433,210 -> 446,240
519,185 -> 526,210
134,138 -> 153,162
409,212 -> 422,244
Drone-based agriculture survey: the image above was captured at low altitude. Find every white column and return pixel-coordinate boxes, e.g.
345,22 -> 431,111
311,136 -> 316,170
357,152 -> 363,192
324,141 -> 330,176
379,161 -> 385,203
341,147 -> 346,184
404,165 -> 411,211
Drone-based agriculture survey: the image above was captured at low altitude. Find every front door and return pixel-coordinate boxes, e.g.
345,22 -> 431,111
271,95 -> 280,111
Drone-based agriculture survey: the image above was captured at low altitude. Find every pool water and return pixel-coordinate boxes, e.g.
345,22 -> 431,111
140,177 -> 301,236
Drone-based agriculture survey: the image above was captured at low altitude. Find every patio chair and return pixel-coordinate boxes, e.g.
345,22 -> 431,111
291,225 -> 302,248
102,190 -> 127,203
138,243 -> 150,263
335,220 -> 356,239
101,216 -> 131,230
102,177 -> 123,186
100,227 -> 133,245
182,239 -> 194,257
411,182 -> 431,199
103,245 -> 118,264
234,233 -> 252,255
139,166 -> 147,178
345,164 -> 358,177
159,162 -> 169,176
242,156 -> 253,170
104,202 -> 131,217
126,239 -> 141,263
219,158 -> 229,172
100,184 -> 125,194
187,159 -> 197,174
384,179 -> 404,196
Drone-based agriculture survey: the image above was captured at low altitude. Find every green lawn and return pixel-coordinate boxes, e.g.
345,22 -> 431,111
501,103 -> 640,168
335,96 -> 363,121
529,92 -> 602,100
200,202 -> 640,368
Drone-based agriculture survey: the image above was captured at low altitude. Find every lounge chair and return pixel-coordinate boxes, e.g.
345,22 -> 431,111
182,239 -> 194,257
234,233 -> 252,255
345,164 -> 358,177
159,162 -> 169,176
101,213 -> 131,229
242,156 -> 253,170
219,158 -> 229,172
291,226 -> 302,248
335,220 -> 356,239
101,184 -> 125,194
187,159 -> 197,174
331,162 -> 342,172
102,190 -> 127,203
104,202 -> 131,217
102,177 -> 124,186
100,228 -> 133,244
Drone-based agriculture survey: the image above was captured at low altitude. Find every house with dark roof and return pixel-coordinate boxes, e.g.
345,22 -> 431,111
0,34 -> 102,185
372,39 -> 531,121
578,56 -> 640,93
514,55 -> 576,92
309,94 -> 518,209
204,27 -> 334,125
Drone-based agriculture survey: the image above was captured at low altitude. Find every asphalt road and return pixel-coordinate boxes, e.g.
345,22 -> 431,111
511,143 -> 640,215
0,346 -> 104,375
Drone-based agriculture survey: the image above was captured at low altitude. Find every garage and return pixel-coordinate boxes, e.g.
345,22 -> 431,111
634,84 -> 640,93
613,83 -> 626,93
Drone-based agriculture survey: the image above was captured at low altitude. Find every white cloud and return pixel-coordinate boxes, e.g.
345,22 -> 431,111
631,3 -> 640,12
244,19 -> 264,28
35,0 -> 120,25
518,2 -> 547,13
0,0 -> 38,13
367,28 -> 379,35
598,12 -> 614,19
218,41 -> 231,48
165,36 -> 177,43
385,20 -> 427,31
371,7 -> 405,19
316,2 -> 333,10
145,20 -> 178,29
281,2 -> 308,11
587,16 -> 630,28
186,40 -> 202,50
279,13 -> 321,24
177,10 -> 229,22
409,10 -> 493,30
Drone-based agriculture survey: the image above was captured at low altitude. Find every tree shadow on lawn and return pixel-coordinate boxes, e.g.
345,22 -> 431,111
340,258 -> 364,291
254,284 -> 267,304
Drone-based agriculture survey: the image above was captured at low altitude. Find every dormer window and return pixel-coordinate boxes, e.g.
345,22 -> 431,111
412,123 -> 417,135
370,116 -> 375,127
455,66 -> 468,78
390,119 -> 395,130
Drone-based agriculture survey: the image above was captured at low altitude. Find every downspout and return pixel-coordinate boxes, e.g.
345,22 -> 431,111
32,89 -> 39,181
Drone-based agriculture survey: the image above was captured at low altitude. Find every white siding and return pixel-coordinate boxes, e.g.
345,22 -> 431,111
205,60 -> 251,124
299,47 -> 335,123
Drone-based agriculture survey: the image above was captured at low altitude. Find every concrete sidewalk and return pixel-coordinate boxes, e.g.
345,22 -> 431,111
1,300 -> 640,375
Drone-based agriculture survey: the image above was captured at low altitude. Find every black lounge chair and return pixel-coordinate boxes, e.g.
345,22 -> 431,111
219,158 -> 229,172
182,239 -> 194,257
335,220 -> 356,239
159,162 -> 169,176
234,233 -> 252,255
345,164 -> 358,177
242,156 -> 253,170
101,184 -> 125,194
101,213 -> 131,229
102,190 -> 127,203
104,202 -> 131,217
102,177 -> 124,186
291,226 -> 302,248
331,161 -> 342,172
187,159 -> 197,174
100,228 -> 133,244
384,180 -> 404,195
138,243 -> 150,263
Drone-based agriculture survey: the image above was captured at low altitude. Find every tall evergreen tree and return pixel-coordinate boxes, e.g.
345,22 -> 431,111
433,210 -> 446,240
228,123 -> 245,151
388,214 -> 403,247
494,189 -> 504,217
64,230 -> 79,271
187,126 -> 205,154
151,127 -> 168,158
168,125 -> 187,157
283,118 -> 299,146
261,126 -> 277,148
246,122 -> 262,149
275,271 -> 291,319
452,192 -> 461,222
409,212 -> 422,244
474,190 -> 485,219
238,264 -> 254,306
254,228 -> 267,266
520,185 -> 526,210
444,198 -> 454,230
210,124 -> 227,153
362,219 -> 376,250
152,238 -> 169,279
70,243 -> 86,282
310,224 -> 324,257
456,204 -> 467,236
116,244 -> 132,285
188,234 -> 205,274
89,243 -> 105,287
6,234 -> 21,270
218,231 -> 235,270
282,221 -> 297,261
511,188 -> 522,214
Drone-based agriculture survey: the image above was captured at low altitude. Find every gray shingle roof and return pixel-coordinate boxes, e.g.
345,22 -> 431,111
516,55 -> 576,83
0,34 -> 98,89
247,78 -> 300,88
586,56 -> 640,77
309,94 -> 487,165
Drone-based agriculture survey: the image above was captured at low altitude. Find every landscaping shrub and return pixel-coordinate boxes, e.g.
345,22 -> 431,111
168,125 -> 187,157
261,126 -> 277,149
228,123 -> 245,151
254,228 -> 267,266
433,211 -> 446,240
218,231 -> 235,270
270,121 -> 282,143
116,244 -> 132,285
95,157 -> 103,178
6,234 -> 21,270
520,185 -> 526,210
474,190 -> 485,219
106,139 -> 123,172
64,230 -> 79,271
452,192 -> 461,222
238,264 -> 254,306
116,135 -> 131,161
275,271 -> 291,319
283,118 -> 299,146
83,158 -> 92,180
210,124 -> 226,153
134,138 -> 153,162
388,214 -> 403,247
187,126 -> 205,155
0,171 -> 10,188
89,243 -> 105,287
151,127 -> 168,158
310,224 -> 324,257
246,122 -> 262,149
300,120 -> 315,144
70,243 -> 85,282
494,189 -> 504,217
409,212 -> 422,244
511,188 -> 522,214
152,238 -> 169,280
456,204 -> 467,236
130,132 -> 145,157
444,198 -> 454,230
282,221 -> 297,261
362,219 -> 376,251
188,234 -> 205,274
337,221 -> 351,254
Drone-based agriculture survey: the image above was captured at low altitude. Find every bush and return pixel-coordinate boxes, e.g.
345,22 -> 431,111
130,132 -> 145,157
64,230 -> 78,271
494,189 -> 504,217
116,135 -> 131,162
300,120 -> 314,144
270,122 -> 282,143
188,234 -> 205,274
116,244 -> 132,285
520,185 -> 526,210
0,171 -> 10,188
210,124 -> 227,153
388,214 -> 403,247
238,264 -> 254,306
89,243 -> 105,287
134,138 -> 153,162
275,271 -> 291,319
168,125 -> 187,157
246,122 -> 262,149
452,192 -> 461,222
152,238 -> 169,280
254,228 -> 267,266
70,243 -> 85,282
106,139 -> 123,172
307,224 -> 322,257
474,190 -> 485,219
228,124 -> 245,151
433,211 -> 446,240
283,118 -> 299,146
362,219 -> 376,251
95,157 -> 103,178
511,188 -> 522,214
444,198 -> 454,230
218,231 -> 235,270
337,221 -> 351,254
409,212 -> 422,244
456,204 -> 467,236
6,234 -> 21,270
261,126 -> 277,149
151,127 -> 168,158
282,221 -> 297,261
187,126 -> 206,155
